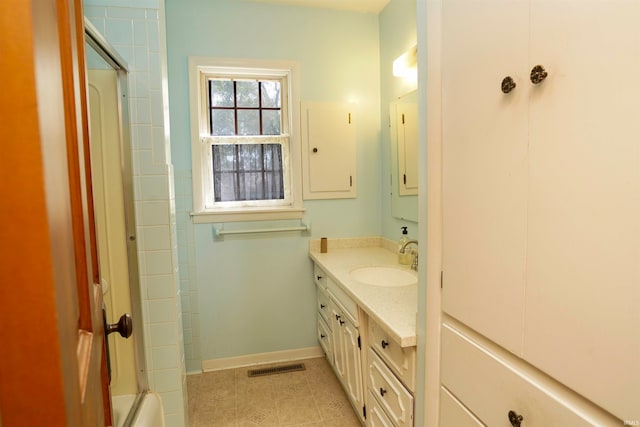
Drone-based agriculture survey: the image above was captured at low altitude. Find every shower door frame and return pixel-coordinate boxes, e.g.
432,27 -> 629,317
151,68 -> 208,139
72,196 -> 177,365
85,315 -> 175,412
84,17 -> 150,425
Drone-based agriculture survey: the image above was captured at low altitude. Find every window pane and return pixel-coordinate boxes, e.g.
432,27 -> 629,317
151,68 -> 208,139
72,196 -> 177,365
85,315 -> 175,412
262,110 -> 281,135
237,110 -> 260,135
261,81 -> 281,108
236,81 -> 259,107
211,110 -> 235,136
209,80 -> 234,107
213,145 -> 237,171
212,144 -> 284,202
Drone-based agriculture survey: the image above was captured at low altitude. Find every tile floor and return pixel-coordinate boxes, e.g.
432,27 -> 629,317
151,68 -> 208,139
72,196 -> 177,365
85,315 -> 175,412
187,357 -> 363,427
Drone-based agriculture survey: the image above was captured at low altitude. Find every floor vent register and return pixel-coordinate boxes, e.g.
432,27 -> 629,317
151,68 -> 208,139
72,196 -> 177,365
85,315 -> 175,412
247,363 -> 306,377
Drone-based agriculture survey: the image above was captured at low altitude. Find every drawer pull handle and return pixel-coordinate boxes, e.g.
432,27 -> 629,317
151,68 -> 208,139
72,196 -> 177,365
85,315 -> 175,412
320,304 -> 326,309
381,340 -> 389,349
320,334 -> 326,339
339,319 -> 345,326
379,387 -> 387,397
508,410 -> 524,427
317,275 -> 323,280
335,314 -> 341,321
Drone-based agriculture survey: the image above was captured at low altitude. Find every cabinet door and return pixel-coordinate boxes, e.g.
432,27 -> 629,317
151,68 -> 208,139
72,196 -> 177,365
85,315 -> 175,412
342,317 -> 363,411
397,100 -> 418,195
442,0 -> 530,355
301,102 -> 356,199
330,302 -> 364,420
524,1 -> 640,420
330,302 -> 347,381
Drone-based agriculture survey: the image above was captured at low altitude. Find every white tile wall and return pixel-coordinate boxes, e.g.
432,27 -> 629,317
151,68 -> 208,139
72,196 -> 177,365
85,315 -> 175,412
174,170 -> 202,374
85,3 -> 187,426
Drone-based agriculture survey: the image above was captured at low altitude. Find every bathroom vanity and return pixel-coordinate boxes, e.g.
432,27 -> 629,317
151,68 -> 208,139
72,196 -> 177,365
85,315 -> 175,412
310,239 -> 417,426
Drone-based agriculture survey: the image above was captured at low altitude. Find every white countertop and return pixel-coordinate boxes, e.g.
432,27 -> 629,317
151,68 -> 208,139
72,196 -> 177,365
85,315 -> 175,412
309,245 -> 418,347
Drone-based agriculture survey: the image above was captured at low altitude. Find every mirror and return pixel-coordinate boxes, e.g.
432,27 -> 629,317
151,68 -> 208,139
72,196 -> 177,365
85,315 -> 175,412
390,90 -> 418,222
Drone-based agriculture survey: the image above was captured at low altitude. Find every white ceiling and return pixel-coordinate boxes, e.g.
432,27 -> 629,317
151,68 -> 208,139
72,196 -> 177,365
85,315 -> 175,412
247,0 -> 391,14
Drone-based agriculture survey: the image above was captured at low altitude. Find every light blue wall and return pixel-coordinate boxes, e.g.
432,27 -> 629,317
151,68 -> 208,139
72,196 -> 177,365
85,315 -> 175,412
379,0 -> 419,242
165,0 -> 382,370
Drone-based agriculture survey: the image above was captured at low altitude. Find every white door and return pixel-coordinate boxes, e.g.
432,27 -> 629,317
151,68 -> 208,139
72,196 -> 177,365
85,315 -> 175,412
524,1 -> 640,420
441,0 -> 530,356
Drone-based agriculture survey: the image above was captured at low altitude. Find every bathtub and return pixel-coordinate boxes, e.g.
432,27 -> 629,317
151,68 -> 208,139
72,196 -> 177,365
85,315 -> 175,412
112,392 -> 165,427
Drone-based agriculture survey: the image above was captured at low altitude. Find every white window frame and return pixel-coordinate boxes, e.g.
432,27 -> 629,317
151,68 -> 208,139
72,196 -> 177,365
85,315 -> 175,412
188,57 -> 304,223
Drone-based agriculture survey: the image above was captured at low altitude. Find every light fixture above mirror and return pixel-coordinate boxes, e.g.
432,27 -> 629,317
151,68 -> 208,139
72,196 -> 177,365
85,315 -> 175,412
392,45 -> 417,80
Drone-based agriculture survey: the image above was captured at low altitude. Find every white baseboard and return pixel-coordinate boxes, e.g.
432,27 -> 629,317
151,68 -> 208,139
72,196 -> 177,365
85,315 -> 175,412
200,346 -> 324,372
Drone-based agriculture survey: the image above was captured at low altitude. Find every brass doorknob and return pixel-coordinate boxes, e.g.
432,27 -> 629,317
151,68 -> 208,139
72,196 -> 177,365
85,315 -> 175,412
530,65 -> 548,84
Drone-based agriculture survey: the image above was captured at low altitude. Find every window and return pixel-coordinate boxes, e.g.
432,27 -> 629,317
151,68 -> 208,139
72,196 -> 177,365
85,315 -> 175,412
189,58 -> 303,222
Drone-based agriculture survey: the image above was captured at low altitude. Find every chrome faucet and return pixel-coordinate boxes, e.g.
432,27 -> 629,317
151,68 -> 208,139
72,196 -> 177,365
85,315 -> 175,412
400,239 -> 418,271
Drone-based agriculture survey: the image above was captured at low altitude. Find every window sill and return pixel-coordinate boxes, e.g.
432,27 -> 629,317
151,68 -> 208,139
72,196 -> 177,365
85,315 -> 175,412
190,207 -> 306,224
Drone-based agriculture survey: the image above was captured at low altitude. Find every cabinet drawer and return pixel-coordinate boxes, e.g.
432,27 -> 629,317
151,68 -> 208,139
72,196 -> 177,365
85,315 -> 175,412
317,317 -> 333,363
313,264 -> 326,286
369,319 -> 416,391
327,278 -> 358,326
440,386 -> 483,427
316,285 -> 331,326
368,349 -> 413,427
441,322 -> 619,427
367,390 -> 395,427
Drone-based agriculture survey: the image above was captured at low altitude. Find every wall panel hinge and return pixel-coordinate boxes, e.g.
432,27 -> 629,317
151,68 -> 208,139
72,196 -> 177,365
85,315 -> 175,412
350,175 -> 353,187
348,112 -> 352,124
363,405 -> 367,419
402,113 -> 405,124
357,335 -> 361,349
441,271 -> 444,288
403,174 -> 407,185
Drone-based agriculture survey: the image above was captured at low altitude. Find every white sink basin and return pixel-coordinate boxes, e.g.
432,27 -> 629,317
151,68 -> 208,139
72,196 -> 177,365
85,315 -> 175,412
349,266 -> 417,287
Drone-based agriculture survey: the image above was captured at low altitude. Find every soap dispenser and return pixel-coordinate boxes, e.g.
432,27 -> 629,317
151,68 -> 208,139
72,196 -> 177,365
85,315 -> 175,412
398,226 -> 412,265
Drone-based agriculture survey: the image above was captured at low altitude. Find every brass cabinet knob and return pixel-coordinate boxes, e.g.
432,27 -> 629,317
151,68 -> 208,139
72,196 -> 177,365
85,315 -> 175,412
530,65 -> 548,84
501,76 -> 517,93
508,410 -> 524,427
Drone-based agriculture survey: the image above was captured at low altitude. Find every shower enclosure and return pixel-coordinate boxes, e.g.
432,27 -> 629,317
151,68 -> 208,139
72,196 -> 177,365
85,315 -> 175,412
84,19 -> 150,427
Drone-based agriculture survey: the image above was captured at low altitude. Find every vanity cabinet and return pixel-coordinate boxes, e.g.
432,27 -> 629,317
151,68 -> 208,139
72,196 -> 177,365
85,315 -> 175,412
311,257 -> 417,426
314,264 -> 365,423
442,0 -> 640,422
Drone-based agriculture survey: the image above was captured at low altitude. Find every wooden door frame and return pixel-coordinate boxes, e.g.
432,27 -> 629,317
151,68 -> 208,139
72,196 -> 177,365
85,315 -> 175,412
0,0 -> 111,425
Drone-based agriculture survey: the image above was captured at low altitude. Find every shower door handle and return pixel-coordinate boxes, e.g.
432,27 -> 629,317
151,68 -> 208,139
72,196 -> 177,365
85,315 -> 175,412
106,313 -> 133,338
